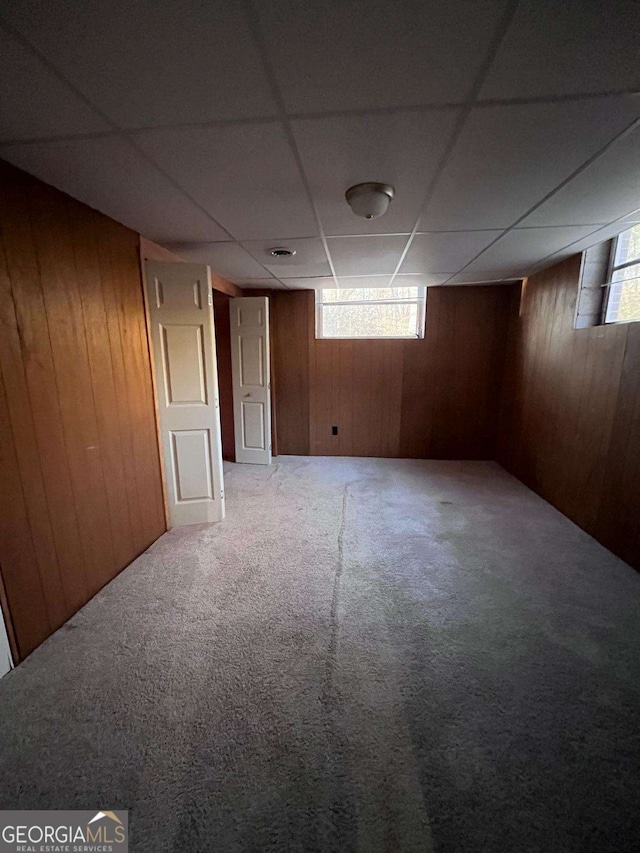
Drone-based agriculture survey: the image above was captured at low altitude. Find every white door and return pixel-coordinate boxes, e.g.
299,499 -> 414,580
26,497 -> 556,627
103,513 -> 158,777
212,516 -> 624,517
0,606 -> 12,678
230,296 -> 272,465
145,262 -> 225,526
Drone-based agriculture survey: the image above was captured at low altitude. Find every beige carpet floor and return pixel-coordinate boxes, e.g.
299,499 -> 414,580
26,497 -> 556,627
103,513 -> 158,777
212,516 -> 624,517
0,457 -> 639,852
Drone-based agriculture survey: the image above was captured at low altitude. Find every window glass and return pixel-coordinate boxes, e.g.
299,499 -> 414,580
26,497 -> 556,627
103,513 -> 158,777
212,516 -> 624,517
608,264 -> 640,324
606,225 -> 640,323
613,224 -> 640,267
322,302 -> 418,337
322,287 -> 419,303
316,287 -> 426,338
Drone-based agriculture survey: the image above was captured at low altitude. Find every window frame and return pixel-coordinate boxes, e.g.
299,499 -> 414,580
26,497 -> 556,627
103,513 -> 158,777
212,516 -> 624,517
603,226 -> 640,325
315,286 -> 427,340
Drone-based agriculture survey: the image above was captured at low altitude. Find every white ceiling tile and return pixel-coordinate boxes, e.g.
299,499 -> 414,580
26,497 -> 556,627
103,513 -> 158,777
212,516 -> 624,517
237,280 -> 287,289
480,0 -> 640,100
335,275 -> 393,288
466,226 -> 598,275
2,0 -> 637,288
533,220 -> 640,270
135,123 -> 318,240
0,136 -> 228,241
291,109 -> 459,235
268,260 -> 330,277
164,243 -> 268,279
0,29 -> 109,143
233,277 -> 280,284
393,273 -> 452,287
281,276 -> 336,289
242,237 -> 330,277
328,236 -> 407,276
620,208 -> 640,223
1,0 -> 278,127
400,231 -> 503,274
420,97 -> 640,231
521,126 -> 640,227
445,272 -> 511,284
256,0 -> 509,112
445,280 -> 517,286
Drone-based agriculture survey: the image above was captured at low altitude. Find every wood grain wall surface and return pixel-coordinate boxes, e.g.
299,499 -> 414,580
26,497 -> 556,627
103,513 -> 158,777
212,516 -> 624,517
497,256 -> 640,571
213,291 -> 236,462
271,290 -> 312,455
0,160 -> 166,660
271,286 -> 512,459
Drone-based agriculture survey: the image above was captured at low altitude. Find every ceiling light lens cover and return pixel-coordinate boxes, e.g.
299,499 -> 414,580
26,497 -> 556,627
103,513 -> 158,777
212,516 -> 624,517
345,182 -> 395,219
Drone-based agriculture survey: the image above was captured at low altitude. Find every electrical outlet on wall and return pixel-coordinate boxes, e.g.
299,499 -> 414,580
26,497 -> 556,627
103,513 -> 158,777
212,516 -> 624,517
332,426 -> 338,435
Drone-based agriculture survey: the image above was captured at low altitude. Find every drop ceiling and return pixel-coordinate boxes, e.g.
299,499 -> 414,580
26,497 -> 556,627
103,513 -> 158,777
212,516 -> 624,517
0,0 -> 638,290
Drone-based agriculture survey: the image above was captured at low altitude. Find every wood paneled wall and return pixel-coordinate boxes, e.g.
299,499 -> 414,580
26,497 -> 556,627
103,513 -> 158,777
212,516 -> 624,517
271,285 -> 512,459
213,291 -> 235,462
0,160 -> 166,660
497,256 -> 640,571
271,291 -> 312,455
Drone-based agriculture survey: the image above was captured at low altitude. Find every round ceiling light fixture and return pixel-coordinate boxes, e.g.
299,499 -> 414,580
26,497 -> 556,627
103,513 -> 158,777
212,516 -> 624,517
345,182 -> 395,219
268,247 -> 296,258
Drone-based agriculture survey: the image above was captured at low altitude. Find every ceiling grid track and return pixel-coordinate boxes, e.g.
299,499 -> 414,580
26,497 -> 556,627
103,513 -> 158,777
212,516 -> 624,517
0,15 -> 240,248
1,2 -> 638,289
240,0 -> 340,288
387,0 -> 522,288
450,114 -> 640,281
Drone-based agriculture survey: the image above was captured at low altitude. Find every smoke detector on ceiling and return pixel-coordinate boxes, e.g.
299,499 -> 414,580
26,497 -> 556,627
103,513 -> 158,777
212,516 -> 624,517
345,182 -> 395,219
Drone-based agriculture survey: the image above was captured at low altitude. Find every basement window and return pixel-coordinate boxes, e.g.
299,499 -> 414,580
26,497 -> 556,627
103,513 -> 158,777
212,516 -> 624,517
604,224 -> 640,324
316,287 -> 426,339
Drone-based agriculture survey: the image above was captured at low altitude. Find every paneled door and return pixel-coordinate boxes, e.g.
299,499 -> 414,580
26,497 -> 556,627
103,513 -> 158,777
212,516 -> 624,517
145,262 -> 225,526
230,297 -> 272,464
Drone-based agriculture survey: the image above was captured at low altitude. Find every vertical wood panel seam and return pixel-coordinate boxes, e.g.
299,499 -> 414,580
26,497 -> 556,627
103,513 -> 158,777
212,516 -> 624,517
68,200 -> 118,571
109,228 -> 145,541
0,240 -> 64,624
24,193 -> 93,605
97,228 -> 137,553
0,357 -> 51,641
30,189 -> 102,599
593,324 -> 630,536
